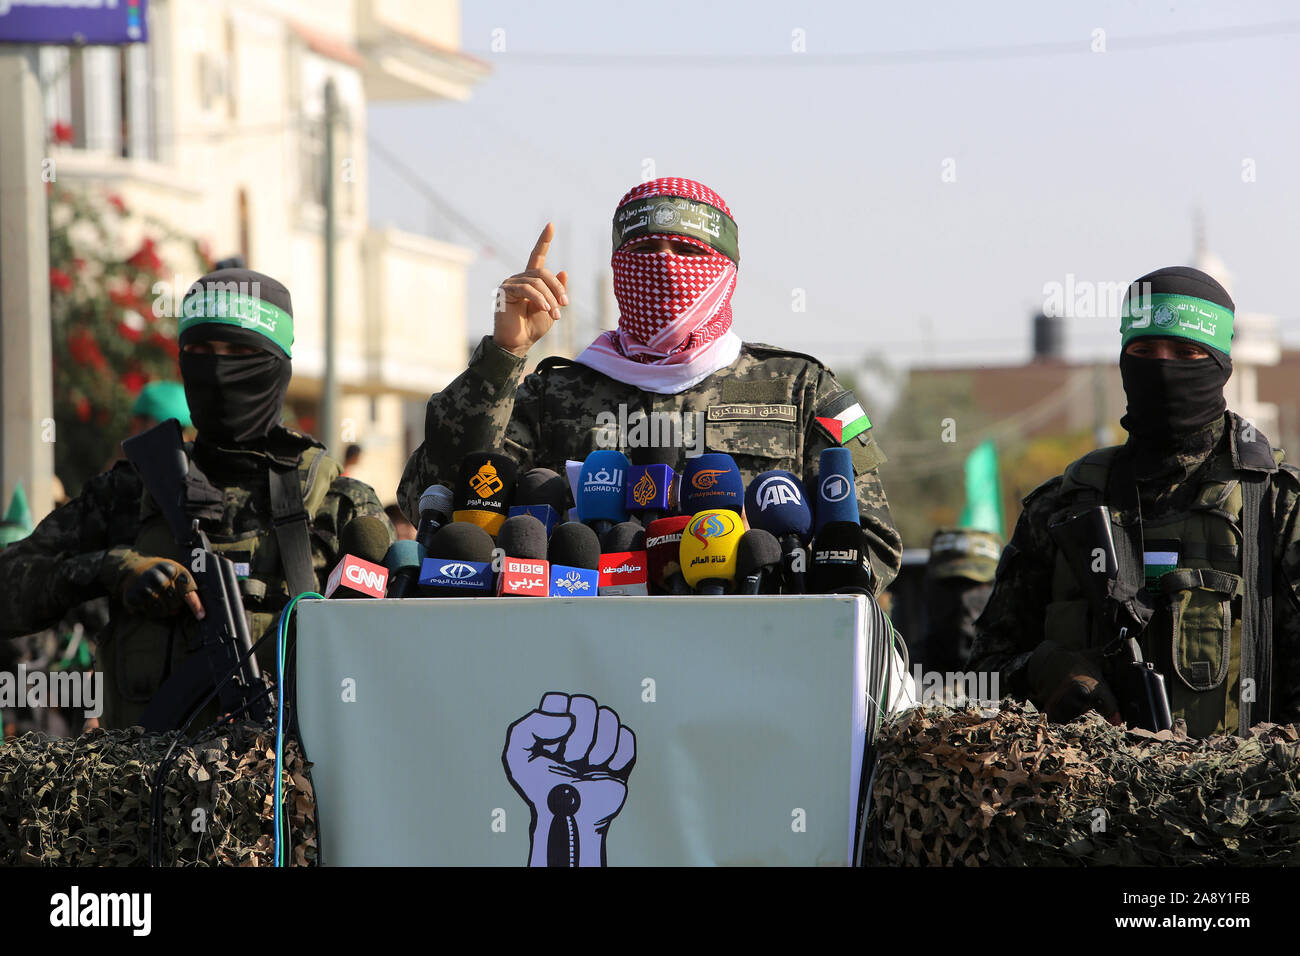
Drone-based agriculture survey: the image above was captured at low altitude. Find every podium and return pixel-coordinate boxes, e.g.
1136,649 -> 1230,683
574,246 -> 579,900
296,595 -> 909,866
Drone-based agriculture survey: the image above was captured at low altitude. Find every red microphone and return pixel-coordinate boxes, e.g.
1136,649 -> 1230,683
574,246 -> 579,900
325,554 -> 389,599
646,515 -> 692,595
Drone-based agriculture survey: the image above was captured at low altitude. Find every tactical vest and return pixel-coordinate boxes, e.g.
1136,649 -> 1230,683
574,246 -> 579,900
98,445 -> 339,730
1045,437 -> 1276,738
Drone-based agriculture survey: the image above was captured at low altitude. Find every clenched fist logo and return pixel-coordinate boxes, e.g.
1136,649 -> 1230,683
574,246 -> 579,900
502,693 -> 636,867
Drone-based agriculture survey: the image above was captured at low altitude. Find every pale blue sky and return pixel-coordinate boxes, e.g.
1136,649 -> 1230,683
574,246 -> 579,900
368,0 -> 1300,375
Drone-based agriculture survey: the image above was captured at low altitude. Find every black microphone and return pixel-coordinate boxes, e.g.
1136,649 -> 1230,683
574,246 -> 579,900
736,529 -> 783,595
496,514 -> 549,560
807,521 -> 875,595
548,522 -> 601,570
600,520 -> 645,554
384,540 -> 427,598
325,516 -> 393,599
415,484 -> 454,553
510,467 -> 569,537
452,450 -> 518,538
420,522 -> 497,596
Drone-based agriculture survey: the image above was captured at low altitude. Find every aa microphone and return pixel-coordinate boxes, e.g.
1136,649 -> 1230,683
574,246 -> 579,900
419,522 -> 497,595
626,444 -> 678,523
744,470 -> 813,594
598,521 -> 649,595
645,515 -> 692,595
576,449 -> 630,538
325,516 -> 393,599
547,521 -> 601,596
452,450 -> 518,537
814,447 -> 859,532
808,520 -> 875,594
680,453 -> 745,516
510,467 -> 568,537
679,508 -> 743,595
384,540 -> 427,598
736,529 -> 783,595
415,484 -> 454,552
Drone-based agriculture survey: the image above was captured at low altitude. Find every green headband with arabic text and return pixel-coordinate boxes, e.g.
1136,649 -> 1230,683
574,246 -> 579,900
1120,292 -> 1234,356
612,195 -> 740,264
178,289 -> 294,358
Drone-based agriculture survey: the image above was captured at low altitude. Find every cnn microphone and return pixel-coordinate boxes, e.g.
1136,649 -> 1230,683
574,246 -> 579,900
415,484 -> 454,552
452,450 -> 518,537
577,449 -> 630,538
419,522 -> 497,595
745,470 -> 813,594
384,540 -> 427,598
325,516 -> 393,599
808,521 -> 875,594
645,515 -> 692,595
680,453 -> 745,516
736,529 -> 783,595
626,444 -> 677,524
679,509 -> 743,595
814,447 -> 859,532
509,467 -> 568,537
548,521 -> 601,597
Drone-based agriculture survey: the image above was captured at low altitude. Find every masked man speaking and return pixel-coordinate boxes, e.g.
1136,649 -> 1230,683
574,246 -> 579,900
0,268 -> 394,729
971,266 -> 1300,738
399,177 -> 901,588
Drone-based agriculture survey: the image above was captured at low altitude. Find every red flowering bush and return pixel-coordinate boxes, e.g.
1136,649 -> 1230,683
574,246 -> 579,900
48,188 -> 210,494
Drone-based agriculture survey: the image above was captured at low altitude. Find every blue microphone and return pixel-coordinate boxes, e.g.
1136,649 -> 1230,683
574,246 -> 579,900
680,453 -> 744,515
745,470 -> 814,594
625,464 -> 675,521
576,450 -> 630,537
383,540 -> 428,599
815,447 -> 859,531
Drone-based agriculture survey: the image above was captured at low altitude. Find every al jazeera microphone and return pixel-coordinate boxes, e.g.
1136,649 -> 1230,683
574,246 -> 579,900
679,509 -> 743,594
452,450 -> 517,537
626,444 -> 677,524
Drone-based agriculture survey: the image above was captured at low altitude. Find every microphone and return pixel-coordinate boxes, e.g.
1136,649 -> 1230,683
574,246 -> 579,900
679,508 -> 743,595
496,514 -> 549,559
645,515 -> 692,595
494,513 -> 550,596
736,529 -> 783,595
325,516 -> 393,599
680,453 -> 745,516
415,484 -> 454,553
744,470 -> 813,594
384,539 -> 427,598
547,521 -> 601,597
626,444 -> 678,524
576,449 -> 630,538
808,520 -> 875,594
510,467 -> 568,537
814,447 -> 859,532
597,521 -> 649,595
452,450 -> 518,537
419,522 -> 497,595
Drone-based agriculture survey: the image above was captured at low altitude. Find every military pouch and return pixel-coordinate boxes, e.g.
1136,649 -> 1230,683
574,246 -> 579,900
1157,568 -> 1241,693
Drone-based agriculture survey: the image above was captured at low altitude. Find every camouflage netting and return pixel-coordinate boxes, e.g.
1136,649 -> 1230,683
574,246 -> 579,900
0,722 -> 316,866
869,700 -> 1300,866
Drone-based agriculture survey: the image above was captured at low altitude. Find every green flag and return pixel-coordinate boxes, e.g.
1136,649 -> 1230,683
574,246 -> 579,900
958,440 -> 1004,538
5,483 -> 32,534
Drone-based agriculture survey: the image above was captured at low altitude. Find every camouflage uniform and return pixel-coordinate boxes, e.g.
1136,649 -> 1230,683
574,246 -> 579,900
399,335 -> 903,590
914,528 -> 1001,674
0,427 -> 393,729
971,413 -> 1300,732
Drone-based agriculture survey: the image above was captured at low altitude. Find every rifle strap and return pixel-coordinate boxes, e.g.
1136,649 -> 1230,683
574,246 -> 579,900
1104,450 -> 1154,636
1239,472 -> 1274,734
269,464 -> 317,599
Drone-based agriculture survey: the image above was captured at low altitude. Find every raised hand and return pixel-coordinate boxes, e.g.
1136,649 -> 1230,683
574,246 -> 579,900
493,223 -> 569,357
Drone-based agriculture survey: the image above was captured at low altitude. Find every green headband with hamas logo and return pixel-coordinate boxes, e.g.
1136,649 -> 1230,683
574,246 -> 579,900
178,269 -> 294,358
1120,292 -> 1234,356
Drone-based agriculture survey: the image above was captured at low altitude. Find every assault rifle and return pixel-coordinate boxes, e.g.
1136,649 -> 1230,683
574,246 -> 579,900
123,421 -> 269,732
1047,505 -> 1173,733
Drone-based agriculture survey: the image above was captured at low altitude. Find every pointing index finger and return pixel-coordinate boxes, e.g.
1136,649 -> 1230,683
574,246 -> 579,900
527,222 -> 554,271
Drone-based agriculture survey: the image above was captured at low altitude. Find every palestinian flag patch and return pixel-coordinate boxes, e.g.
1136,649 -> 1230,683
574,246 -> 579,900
816,390 -> 871,444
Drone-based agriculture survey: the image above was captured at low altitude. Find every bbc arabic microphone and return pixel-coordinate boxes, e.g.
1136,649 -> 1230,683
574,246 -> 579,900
680,453 -> 745,516
325,515 -> 393,599
807,520 -> 875,594
452,450 -> 518,537
598,520 -> 648,595
384,540 -> 428,599
679,509 -> 743,595
415,483 -> 454,552
744,470 -> 813,594
547,521 -> 601,597
814,446 -> 859,532
645,515 -> 692,595
508,467 -> 568,538
418,522 -> 497,595
576,449 -> 630,538
736,529 -> 783,595
626,443 -> 677,524
493,513 -> 551,596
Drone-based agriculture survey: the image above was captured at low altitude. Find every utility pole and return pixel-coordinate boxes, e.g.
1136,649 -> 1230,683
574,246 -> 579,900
0,47 -> 55,521
320,78 -> 338,457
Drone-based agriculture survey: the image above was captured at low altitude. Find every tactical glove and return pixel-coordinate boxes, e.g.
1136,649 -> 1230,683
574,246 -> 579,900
100,546 -> 201,620
1028,640 -> 1121,725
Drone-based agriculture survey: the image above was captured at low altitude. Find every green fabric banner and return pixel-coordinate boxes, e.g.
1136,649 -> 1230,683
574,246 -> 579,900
958,440 -> 1004,538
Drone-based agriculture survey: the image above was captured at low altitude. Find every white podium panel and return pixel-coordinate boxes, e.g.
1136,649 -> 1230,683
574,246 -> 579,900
297,595 -> 890,866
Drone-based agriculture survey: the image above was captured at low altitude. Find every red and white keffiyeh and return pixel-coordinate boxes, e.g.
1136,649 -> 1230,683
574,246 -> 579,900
576,178 -> 741,394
